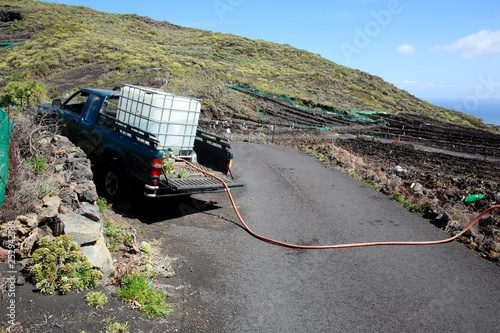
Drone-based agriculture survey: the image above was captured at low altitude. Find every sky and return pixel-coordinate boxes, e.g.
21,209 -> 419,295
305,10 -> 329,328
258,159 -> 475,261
39,0 -> 500,123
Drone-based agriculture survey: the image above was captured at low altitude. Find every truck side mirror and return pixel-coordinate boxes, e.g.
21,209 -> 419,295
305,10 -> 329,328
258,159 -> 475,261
52,99 -> 62,108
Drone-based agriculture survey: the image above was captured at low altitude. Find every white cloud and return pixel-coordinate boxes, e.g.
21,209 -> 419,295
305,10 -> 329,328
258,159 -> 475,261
396,44 -> 417,54
435,29 -> 500,58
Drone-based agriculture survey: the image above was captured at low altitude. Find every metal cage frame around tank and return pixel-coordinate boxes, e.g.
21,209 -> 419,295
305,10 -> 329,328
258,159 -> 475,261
116,84 -> 202,156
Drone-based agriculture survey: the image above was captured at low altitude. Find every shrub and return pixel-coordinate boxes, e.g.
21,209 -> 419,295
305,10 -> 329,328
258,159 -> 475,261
139,241 -> 151,255
2,113 -> 59,221
105,320 -> 130,333
104,219 -> 131,252
4,80 -> 47,107
85,291 -> 108,309
0,94 -> 14,108
96,197 -> 108,213
28,235 -> 103,294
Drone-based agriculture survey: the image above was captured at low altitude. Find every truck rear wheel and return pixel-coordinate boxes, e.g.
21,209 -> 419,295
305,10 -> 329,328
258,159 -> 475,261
103,162 -> 124,201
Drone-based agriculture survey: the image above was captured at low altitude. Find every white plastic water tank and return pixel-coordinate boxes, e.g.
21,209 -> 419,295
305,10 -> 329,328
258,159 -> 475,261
116,84 -> 202,155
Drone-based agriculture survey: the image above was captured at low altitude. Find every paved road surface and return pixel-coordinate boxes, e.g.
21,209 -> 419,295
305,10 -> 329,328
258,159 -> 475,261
170,143 -> 500,332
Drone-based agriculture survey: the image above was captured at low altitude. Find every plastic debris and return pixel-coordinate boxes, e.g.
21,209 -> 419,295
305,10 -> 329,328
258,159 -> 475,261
464,194 -> 484,202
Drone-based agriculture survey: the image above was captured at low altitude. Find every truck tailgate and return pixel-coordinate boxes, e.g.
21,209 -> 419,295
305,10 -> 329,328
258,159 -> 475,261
167,162 -> 243,191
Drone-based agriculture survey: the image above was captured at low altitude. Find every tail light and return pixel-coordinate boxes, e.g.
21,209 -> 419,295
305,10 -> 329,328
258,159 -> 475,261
150,158 -> 163,178
227,158 -> 233,176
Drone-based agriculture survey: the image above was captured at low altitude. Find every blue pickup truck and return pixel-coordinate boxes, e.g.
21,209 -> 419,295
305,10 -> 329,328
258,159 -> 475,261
37,88 -> 243,200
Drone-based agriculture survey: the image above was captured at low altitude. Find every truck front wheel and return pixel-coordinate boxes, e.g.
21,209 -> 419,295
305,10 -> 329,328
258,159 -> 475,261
103,162 -> 124,201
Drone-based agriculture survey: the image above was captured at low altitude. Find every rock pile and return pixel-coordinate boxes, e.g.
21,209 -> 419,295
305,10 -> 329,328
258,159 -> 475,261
0,135 -> 114,277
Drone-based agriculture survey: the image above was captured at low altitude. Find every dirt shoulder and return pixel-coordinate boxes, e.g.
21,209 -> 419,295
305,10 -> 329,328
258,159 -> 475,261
1,194 -> 230,332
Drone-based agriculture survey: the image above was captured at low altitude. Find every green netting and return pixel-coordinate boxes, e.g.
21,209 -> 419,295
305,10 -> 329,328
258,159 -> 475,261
350,110 -> 388,124
352,110 -> 388,115
227,84 -> 360,121
226,84 -> 331,131
225,84 -> 388,129
349,110 -> 376,122
0,107 -> 13,209
0,41 -> 24,49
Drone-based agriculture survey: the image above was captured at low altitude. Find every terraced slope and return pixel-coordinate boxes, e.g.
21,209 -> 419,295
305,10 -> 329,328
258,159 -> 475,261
0,0 -> 491,130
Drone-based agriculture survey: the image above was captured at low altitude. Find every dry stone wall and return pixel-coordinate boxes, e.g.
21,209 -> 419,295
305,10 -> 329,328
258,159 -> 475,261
0,135 -> 114,277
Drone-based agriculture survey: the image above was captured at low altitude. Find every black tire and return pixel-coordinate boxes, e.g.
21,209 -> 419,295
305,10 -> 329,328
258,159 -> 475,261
102,162 -> 124,201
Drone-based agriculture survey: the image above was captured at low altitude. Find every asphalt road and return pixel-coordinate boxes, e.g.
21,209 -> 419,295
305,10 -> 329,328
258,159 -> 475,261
169,143 -> 500,332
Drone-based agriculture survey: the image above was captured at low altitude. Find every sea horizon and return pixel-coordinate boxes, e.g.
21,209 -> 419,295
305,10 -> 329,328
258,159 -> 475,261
425,97 -> 500,126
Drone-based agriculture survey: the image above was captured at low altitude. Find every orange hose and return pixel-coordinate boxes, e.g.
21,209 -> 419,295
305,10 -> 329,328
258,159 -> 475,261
175,157 -> 500,249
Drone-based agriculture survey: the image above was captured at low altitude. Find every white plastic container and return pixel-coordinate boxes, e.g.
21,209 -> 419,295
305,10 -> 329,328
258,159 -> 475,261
117,84 -> 202,155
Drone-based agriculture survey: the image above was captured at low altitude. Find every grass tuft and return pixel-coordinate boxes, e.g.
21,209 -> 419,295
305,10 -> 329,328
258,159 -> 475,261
116,273 -> 173,318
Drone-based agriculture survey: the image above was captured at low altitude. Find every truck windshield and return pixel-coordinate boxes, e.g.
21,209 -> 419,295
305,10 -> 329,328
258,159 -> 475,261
64,91 -> 90,114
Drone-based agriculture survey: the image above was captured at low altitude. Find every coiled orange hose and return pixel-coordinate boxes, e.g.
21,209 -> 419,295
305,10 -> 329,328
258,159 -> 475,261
176,157 -> 500,249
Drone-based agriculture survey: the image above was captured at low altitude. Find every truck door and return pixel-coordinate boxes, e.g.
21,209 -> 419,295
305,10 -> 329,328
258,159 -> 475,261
77,93 -> 104,156
59,90 -> 92,142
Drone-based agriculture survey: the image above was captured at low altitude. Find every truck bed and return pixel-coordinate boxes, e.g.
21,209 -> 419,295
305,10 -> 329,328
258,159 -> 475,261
167,161 -> 243,191
144,160 -> 243,197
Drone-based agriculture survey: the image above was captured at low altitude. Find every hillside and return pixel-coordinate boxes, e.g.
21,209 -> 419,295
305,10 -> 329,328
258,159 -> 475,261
0,0 -> 488,129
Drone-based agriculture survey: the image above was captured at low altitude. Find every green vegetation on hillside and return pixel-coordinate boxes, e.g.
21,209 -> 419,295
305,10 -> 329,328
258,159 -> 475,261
0,0 -> 486,127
